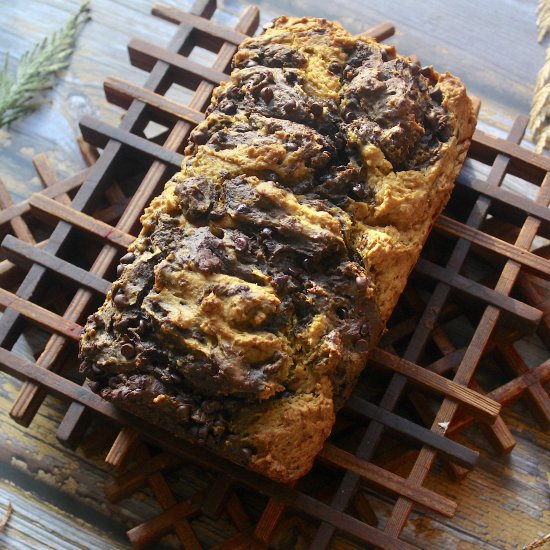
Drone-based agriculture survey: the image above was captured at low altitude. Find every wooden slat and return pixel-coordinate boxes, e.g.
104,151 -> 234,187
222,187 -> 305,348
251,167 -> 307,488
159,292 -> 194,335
225,493 -> 252,532
0,178 -> 36,244
415,259 -> 543,323
126,498 -> 202,549
105,452 -> 183,502
254,496 -> 288,544
79,116 -> 184,167
0,288 -> 82,340
1,235 -> 111,295
457,174 -> 550,226
320,445 -> 456,517
0,169 -> 88,228
29,194 -> 134,249
152,3 -> 248,45
105,427 -> 140,469
104,76 -> 205,125
436,215 -> 550,279
32,153 -> 72,206
471,128 -> 550,183
128,38 -> 229,84
201,472 -> 233,518
345,395 -> 478,468
369,348 -> 501,422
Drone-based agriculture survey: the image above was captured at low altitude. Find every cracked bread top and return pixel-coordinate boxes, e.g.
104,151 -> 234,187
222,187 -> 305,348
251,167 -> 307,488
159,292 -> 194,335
79,16 -> 476,482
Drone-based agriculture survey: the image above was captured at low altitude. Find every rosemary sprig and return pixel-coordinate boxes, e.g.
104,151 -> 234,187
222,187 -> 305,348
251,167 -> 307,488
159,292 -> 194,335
0,1 -> 91,128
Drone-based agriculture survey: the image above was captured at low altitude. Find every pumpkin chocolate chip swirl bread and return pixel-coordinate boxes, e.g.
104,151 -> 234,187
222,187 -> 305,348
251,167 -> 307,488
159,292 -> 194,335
79,16 -> 476,482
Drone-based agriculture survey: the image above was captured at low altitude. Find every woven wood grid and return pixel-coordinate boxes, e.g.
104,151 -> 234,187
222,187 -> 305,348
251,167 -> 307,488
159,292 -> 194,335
0,2 -> 549,548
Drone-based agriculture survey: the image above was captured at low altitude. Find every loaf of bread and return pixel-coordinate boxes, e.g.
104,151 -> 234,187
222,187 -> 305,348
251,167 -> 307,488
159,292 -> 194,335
79,17 -> 476,482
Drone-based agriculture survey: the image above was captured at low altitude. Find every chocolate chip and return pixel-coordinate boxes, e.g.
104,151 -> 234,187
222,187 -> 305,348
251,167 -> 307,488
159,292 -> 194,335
116,264 -> 125,277
234,236 -> 249,252
208,210 -> 224,221
213,420 -> 227,436
91,365 -> 105,377
236,204 -> 251,214
345,111 -> 357,123
430,87 -> 443,103
420,65 -> 437,83
286,142 -> 299,152
260,86 -> 273,103
241,447 -> 253,458
355,339 -> 370,352
260,227 -> 273,239
115,317 -> 129,331
310,102 -> 323,117
352,184 -> 367,198
113,292 -> 129,309
120,342 -> 136,359
266,172 -> 278,182
209,226 -> 224,238
359,322 -> 370,337
170,373 -> 183,385
192,409 -> 208,424
138,319 -> 149,334
202,400 -> 222,414
221,101 -> 237,115
336,307 -> 348,319
120,252 -> 135,264
381,49 -> 389,62
88,381 -> 100,393
286,266 -> 302,278
302,257 -> 314,271
328,61 -> 341,74
283,99 -> 297,113
356,275 -> 368,287
198,425 -> 209,441
188,425 -> 199,440
177,404 -> 192,421
192,130 -> 208,145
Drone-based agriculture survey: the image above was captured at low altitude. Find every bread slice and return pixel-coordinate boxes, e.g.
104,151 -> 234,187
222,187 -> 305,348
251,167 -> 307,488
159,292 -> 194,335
79,16 -> 476,482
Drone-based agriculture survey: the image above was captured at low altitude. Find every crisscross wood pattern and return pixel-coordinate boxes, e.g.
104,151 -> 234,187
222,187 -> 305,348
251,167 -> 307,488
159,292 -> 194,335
0,3 -> 548,549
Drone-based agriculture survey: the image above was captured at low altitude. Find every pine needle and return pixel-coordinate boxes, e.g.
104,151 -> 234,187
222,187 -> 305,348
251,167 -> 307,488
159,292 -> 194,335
529,0 -> 550,152
0,1 -> 90,127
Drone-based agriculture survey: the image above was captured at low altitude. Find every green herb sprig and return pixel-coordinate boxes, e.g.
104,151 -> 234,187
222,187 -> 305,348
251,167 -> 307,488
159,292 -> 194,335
0,1 -> 91,128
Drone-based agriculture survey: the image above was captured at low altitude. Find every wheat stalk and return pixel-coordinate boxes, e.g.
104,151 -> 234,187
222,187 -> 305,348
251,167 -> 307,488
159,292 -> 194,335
530,0 -> 550,152
537,0 -> 550,42
0,501 -> 12,532
0,1 -> 90,127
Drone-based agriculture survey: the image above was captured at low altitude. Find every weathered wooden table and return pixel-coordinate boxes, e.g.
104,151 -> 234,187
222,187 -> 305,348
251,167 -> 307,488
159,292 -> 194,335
0,1 -> 549,549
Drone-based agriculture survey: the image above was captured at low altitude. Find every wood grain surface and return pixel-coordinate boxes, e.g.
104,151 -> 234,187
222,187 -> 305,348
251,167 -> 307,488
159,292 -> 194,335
0,1 -> 549,549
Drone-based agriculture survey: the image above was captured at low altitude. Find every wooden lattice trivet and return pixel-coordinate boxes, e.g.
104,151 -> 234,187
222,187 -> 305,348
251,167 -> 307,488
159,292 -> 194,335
0,2 -> 549,548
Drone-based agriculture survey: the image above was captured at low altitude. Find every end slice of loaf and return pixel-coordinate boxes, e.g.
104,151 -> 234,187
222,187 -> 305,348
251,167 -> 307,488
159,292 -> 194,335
80,16 -> 476,482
